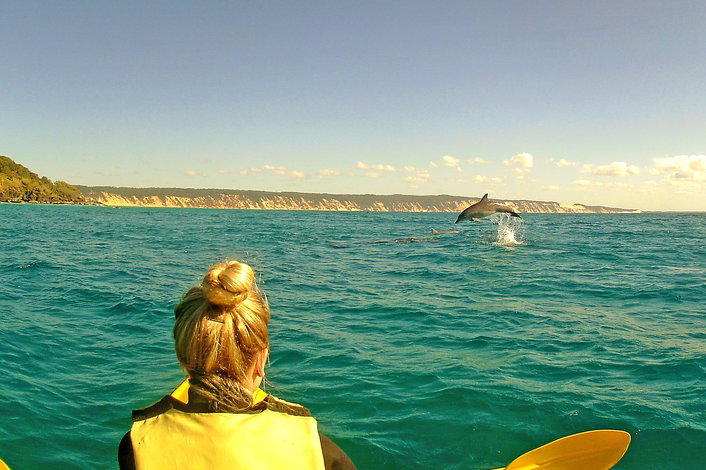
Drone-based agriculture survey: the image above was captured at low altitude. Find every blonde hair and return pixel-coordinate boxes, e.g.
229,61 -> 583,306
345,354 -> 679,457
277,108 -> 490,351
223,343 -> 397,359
173,261 -> 270,410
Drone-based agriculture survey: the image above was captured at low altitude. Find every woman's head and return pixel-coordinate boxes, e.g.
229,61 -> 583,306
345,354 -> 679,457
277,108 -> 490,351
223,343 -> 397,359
173,261 -> 270,387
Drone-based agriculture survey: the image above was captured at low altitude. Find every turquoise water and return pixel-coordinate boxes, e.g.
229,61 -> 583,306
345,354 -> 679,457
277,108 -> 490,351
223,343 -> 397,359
1,204 -> 704,469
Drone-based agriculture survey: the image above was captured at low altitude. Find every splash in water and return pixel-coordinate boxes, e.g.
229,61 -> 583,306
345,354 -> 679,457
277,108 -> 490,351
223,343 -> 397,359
490,213 -> 524,245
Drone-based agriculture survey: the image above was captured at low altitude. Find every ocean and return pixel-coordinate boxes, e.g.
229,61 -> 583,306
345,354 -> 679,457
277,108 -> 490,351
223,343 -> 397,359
1,204 -> 704,469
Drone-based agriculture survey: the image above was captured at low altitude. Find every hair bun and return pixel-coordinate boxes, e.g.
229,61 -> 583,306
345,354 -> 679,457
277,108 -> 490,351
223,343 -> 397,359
201,261 -> 255,308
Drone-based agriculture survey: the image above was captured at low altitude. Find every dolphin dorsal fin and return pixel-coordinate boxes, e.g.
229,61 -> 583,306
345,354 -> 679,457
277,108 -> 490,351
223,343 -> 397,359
480,193 -> 488,201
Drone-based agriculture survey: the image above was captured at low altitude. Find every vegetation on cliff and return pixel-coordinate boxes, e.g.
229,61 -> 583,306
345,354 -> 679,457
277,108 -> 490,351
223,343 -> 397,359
0,156 -> 84,203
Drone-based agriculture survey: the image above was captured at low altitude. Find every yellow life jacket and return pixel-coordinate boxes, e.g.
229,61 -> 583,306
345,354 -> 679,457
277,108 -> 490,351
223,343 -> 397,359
130,380 -> 325,470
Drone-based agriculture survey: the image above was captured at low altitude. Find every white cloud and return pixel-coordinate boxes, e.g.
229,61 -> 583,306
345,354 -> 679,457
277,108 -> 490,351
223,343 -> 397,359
356,161 -> 395,172
238,170 -> 248,175
581,161 -> 640,177
503,152 -> 534,169
317,169 -> 341,177
186,170 -> 206,177
651,155 -> 706,182
429,161 -> 438,168
467,157 -> 487,165
441,155 -> 462,172
255,165 -> 308,178
404,175 -> 428,183
442,155 -> 460,167
402,165 -> 430,183
556,159 -> 577,167
217,169 -> 230,174
365,172 -> 381,178
474,175 -> 502,184
264,165 -> 287,175
541,185 -> 561,191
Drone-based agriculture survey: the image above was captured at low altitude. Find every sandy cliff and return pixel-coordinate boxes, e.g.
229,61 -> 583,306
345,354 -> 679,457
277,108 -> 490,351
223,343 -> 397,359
76,186 -> 639,214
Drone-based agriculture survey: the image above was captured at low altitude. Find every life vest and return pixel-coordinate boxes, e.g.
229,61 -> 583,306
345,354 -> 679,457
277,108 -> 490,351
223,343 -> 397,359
130,381 -> 326,470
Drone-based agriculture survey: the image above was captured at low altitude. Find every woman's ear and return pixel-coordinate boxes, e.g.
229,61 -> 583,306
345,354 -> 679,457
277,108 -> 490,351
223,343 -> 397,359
256,348 -> 269,377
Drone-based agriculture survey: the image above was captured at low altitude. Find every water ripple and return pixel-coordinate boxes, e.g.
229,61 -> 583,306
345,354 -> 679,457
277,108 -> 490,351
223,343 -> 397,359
0,206 -> 704,469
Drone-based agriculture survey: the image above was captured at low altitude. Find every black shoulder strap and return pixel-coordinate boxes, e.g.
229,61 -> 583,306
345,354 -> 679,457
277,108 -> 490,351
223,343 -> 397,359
131,395 -> 175,422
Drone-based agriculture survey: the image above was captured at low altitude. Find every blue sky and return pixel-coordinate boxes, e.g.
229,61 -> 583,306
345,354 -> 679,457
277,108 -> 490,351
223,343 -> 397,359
2,1 -> 704,210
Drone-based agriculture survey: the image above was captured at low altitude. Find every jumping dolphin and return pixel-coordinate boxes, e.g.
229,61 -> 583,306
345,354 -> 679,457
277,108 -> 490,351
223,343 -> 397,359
455,193 -> 521,223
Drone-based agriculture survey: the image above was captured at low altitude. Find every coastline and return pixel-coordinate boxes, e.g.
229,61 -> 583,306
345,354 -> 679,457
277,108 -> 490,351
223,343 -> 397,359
73,186 -> 642,214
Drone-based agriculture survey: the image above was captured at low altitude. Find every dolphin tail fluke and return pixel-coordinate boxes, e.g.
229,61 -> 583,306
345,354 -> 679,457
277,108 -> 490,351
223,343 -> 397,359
431,228 -> 439,234
498,206 -> 522,218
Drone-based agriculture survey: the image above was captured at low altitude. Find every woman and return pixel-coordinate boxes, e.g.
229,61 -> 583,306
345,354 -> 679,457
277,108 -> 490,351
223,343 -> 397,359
119,261 -> 355,470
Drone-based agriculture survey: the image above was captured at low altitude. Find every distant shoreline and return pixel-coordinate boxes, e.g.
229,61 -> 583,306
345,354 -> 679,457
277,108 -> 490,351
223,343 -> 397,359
0,155 -> 646,213
72,185 -> 641,214
5,200 -> 704,213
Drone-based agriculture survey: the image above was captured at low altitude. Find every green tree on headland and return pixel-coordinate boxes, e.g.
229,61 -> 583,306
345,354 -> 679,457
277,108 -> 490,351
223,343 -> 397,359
0,155 -> 85,203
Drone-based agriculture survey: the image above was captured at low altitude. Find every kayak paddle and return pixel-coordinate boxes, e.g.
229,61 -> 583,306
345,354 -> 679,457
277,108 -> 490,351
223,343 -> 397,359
491,429 -> 631,470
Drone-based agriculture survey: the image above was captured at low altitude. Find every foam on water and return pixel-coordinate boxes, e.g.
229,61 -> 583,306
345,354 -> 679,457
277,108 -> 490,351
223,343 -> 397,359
490,213 -> 525,246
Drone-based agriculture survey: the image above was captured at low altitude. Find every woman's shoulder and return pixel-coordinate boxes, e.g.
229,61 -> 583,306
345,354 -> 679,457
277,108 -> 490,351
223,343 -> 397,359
131,395 -> 176,421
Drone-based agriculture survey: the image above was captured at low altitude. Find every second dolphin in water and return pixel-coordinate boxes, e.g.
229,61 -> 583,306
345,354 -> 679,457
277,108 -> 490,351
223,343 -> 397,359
455,193 -> 521,223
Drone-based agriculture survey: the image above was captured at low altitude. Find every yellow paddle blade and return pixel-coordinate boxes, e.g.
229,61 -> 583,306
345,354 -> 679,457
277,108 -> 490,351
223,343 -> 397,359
497,430 -> 631,470
0,457 -> 10,470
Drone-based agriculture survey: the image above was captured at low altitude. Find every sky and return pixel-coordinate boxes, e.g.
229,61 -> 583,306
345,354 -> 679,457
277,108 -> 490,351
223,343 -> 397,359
1,1 -> 704,211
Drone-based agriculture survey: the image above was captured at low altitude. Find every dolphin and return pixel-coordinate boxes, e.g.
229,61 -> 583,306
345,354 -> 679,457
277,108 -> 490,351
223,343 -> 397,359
455,193 -> 521,223
431,228 -> 459,234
